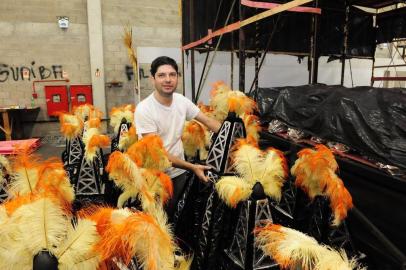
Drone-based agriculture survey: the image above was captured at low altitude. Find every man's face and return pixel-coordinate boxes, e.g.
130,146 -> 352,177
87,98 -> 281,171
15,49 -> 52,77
151,64 -> 178,97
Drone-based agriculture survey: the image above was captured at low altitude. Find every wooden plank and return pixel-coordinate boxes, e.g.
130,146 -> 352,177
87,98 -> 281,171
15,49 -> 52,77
1,111 -> 11,141
241,0 -> 321,14
241,0 -> 313,26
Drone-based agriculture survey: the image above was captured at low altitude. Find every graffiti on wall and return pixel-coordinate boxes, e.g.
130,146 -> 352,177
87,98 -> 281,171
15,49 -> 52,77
125,65 -> 149,81
0,61 -> 63,82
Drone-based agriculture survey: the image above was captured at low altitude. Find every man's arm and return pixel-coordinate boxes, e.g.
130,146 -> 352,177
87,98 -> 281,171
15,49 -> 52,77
141,132 -> 210,182
167,152 -> 210,182
194,111 -> 221,133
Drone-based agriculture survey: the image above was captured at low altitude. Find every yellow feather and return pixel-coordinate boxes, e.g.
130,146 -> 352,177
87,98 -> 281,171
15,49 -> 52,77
73,104 -> 102,122
107,152 -> 146,206
233,144 -> 263,184
10,198 -> 69,255
118,130 -> 138,152
176,254 -> 193,270
210,82 -> 232,122
0,246 -> 31,270
59,113 -> 83,140
57,219 -> 101,270
82,128 -> 110,162
242,113 -> 261,144
82,127 -> 100,161
256,224 -> 324,270
109,105 -> 135,134
259,150 -> 287,202
9,167 -> 39,196
0,206 -> 6,225
215,176 -> 252,207
182,120 -> 210,160
315,249 -> 363,270
117,187 -> 138,208
256,224 -> 362,270
0,154 -> 11,178
124,211 -> 176,270
0,204 -> 32,269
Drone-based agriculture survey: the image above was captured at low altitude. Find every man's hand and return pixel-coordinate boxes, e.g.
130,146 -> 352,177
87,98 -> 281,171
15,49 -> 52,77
192,164 -> 211,182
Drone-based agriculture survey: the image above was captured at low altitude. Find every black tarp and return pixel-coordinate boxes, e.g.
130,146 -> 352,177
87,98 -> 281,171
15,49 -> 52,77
255,84 -> 406,170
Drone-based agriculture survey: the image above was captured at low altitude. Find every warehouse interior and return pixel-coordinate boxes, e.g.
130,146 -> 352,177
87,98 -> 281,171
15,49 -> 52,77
0,1 -> 405,269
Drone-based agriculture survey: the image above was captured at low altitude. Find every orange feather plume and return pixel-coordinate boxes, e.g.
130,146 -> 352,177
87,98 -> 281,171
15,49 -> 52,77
58,113 -> 83,139
3,185 -> 72,217
78,206 -> 115,236
89,208 -> 176,270
291,144 -> 353,226
209,81 -> 257,121
242,114 -> 261,145
105,151 -> 146,204
83,128 -> 110,162
227,92 -> 257,117
35,158 -> 75,203
126,135 -> 171,171
73,104 -> 103,122
9,143 -> 41,194
182,120 -> 210,160
88,117 -> 101,129
140,169 -> 173,209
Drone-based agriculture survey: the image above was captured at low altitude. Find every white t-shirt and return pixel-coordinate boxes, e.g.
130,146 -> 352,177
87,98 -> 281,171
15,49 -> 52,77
134,92 -> 200,178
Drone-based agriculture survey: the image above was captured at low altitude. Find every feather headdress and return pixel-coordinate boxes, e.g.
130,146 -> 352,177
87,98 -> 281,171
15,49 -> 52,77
73,104 -> 103,122
210,81 -> 257,121
106,151 -> 173,211
82,127 -> 110,162
109,105 -> 135,134
182,120 -> 210,160
291,144 -> 353,226
58,113 -> 84,140
110,104 -> 138,151
106,151 -> 146,207
216,139 -> 288,207
0,194 -> 70,267
8,144 -> 42,196
7,144 -> 74,212
255,224 -> 363,270
82,206 -> 180,270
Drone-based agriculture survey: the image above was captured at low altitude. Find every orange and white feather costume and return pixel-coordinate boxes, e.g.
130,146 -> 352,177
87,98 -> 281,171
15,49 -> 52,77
291,144 -> 353,226
215,139 -> 288,207
109,105 -> 138,151
255,224 -> 364,270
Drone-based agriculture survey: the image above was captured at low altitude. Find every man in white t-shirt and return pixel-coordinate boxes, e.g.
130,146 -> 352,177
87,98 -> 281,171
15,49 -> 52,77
135,56 -> 221,218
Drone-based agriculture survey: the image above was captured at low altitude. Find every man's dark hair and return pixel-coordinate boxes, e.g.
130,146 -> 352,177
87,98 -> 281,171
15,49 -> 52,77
150,56 -> 178,77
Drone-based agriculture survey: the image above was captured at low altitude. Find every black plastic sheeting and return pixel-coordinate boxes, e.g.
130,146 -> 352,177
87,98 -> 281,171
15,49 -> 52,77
255,84 -> 406,170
